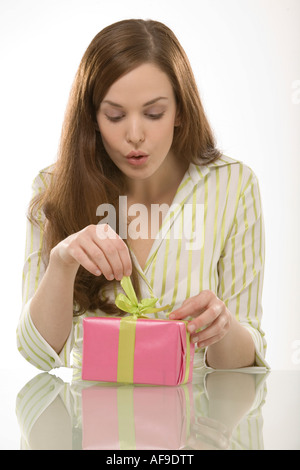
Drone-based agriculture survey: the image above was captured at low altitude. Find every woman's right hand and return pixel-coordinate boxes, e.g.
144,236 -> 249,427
50,224 -> 132,281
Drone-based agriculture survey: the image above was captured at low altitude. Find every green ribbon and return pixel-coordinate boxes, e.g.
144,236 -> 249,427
115,276 -> 171,318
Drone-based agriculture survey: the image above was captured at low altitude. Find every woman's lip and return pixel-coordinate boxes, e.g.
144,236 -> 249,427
126,150 -> 149,158
126,155 -> 149,166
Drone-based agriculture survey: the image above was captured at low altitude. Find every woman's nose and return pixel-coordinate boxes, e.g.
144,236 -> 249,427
125,117 -> 145,144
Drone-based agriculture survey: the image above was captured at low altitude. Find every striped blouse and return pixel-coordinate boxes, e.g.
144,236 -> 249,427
17,155 -> 269,375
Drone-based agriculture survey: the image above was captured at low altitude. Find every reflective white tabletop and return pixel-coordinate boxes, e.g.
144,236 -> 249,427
1,367 -> 300,450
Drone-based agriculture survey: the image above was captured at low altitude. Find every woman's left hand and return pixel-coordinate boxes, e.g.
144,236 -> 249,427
169,290 -> 232,348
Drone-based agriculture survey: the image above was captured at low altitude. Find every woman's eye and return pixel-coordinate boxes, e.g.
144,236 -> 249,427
146,112 -> 165,120
104,111 -> 165,122
105,114 -> 124,122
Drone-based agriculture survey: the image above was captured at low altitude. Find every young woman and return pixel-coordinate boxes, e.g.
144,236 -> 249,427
17,19 -> 268,374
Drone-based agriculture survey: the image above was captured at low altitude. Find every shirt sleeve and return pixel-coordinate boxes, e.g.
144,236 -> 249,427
216,165 -> 269,368
16,171 -> 74,371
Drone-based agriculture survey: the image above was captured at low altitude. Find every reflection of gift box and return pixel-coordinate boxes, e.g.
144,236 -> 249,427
82,316 -> 194,386
82,384 -> 194,450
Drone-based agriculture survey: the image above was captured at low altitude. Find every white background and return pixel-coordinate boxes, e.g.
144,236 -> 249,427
0,0 -> 299,375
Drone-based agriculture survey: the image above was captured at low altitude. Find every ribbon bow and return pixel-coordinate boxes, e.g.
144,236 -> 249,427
115,276 -> 171,318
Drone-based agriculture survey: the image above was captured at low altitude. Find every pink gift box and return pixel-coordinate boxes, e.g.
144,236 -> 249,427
82,383 -> 194,450
82,316 -> 194,386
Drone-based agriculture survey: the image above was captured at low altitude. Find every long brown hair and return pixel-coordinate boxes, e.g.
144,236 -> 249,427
29,19 -> 221,315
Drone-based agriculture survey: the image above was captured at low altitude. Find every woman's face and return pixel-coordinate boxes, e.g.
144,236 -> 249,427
96,63 -> 179,183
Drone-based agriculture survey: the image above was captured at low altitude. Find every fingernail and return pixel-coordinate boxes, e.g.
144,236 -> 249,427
188,324 -> 196,333
169,314 -> 175,320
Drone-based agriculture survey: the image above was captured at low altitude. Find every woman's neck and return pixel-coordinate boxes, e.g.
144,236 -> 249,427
124,154 -> 188,204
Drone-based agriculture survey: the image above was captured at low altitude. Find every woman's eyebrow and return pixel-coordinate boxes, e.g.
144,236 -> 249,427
102,97 -> 168,108
143,96 -> 168,106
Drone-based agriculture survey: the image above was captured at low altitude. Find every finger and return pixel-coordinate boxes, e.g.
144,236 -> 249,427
82,242 -> 116,279
77,235 -> 115,280
195,416 -> 229,435
112,237 -> 132,277
187,420 -> 230,450
69,245 -> 102,276
191,420 -> 230,448
188,303 -> 223,334
194,333 -> 222,348
94,225 -> 132,279
191,314 -> 230,346
186,434 -> 218,451
102,240 -> 126,280
199,311 -> 229,342
169,291 -> 215,320
89,239 -> 124,280
169,297 -> 205,320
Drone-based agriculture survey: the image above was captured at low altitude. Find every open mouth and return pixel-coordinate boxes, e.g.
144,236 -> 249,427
126,151 -> 149,166
126,154 -> 149,166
